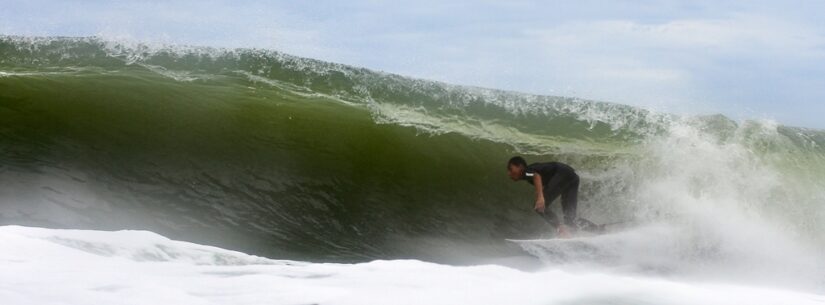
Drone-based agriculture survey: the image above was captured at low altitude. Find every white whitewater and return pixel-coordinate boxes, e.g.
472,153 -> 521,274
1,225 -> 823,305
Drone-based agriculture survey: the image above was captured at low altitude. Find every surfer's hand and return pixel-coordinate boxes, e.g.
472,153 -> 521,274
534,199 -> 545,213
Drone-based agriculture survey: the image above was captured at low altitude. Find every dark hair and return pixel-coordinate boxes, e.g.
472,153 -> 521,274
507,156 -> 527,168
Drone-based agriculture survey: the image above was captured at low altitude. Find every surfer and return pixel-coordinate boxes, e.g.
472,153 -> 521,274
507,156 -> 603,237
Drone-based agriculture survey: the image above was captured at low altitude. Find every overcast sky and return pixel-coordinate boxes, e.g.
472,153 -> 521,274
2,0 -> 824,128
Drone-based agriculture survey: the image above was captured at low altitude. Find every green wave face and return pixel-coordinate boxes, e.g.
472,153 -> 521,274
1,36 -> 824,270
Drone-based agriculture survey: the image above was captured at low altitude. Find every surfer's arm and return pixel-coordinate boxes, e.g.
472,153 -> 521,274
533,174 -> 545,213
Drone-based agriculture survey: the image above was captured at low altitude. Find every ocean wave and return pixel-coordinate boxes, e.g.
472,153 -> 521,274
1,36 -> 823,291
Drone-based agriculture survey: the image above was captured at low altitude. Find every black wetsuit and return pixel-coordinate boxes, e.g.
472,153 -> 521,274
522,162 -> 601,232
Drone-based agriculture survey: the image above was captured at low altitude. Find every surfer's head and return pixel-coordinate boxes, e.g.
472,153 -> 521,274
507,156 -> 527,181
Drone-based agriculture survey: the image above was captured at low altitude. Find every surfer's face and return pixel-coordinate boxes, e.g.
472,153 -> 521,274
507,164 -> 524,181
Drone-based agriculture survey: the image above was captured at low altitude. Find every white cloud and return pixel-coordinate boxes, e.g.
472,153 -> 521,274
480,14 -> 825,113
2,1 -> 824,127
533,15 -> 825,56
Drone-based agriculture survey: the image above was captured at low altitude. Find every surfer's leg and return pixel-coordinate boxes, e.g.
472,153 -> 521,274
559,175 -> 579,227
560,176 -> 605,233
538,185 -> 562,228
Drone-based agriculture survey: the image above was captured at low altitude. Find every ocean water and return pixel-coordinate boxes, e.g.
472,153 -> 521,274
1,36 -> 824,304
3,225 -> 824,305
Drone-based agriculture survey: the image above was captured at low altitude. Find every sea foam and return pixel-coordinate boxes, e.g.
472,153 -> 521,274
1,225 -> 822,305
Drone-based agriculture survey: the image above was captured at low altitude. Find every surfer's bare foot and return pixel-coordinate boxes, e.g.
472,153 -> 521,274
557,225 -> 572,238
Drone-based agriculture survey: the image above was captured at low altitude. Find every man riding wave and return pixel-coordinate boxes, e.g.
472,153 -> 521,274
507,156 -> 603,237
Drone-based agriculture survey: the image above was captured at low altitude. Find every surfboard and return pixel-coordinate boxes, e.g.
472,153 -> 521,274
506,220 -> 635,243
505,235 -> 596,243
